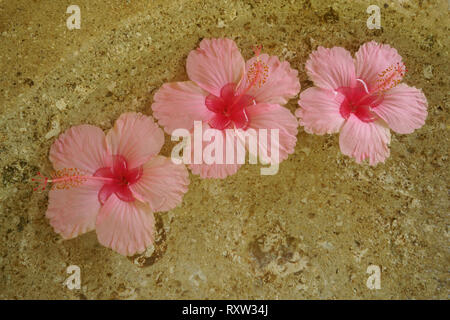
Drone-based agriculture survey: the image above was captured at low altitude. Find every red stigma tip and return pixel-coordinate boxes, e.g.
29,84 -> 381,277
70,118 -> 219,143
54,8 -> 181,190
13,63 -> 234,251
252,44 -> 262,57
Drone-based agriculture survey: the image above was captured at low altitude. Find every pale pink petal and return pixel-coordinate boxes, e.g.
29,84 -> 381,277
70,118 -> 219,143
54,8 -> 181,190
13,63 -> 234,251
305,46 -> 356,90
208,113 -> 231,130
130,156 -> 189,212
339,114 -> 391,166
296,87 -> 345,135
186,38 -> 245,97
188,124 -> 243,179
46,181 -> 103,239
106,112 -> 164,169
355,41 -> 403,91
152,81 -> 213,134
96,194 -> 155,256
190,162 -> 242,179
244,54 -> 300,105
205,93 -> 226,113
50,125 -> 110,174
373,84 -> 428,134
190,160 -> 242,179
246,103 -> 298,163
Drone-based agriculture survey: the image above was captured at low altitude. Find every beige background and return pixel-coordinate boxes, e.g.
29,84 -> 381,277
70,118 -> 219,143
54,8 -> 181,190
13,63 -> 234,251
0,0 -> 448,299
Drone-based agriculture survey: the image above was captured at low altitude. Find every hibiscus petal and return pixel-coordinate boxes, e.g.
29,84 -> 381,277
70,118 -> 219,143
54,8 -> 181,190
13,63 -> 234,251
231,108 -> 249,129
106,112 -> 164,169
188,124 -> 243,179
190,161 -> 242,179
205,94 -> 226,114
97,183 -> 118,205
373,84 -> 428,134
50,125 -> 110,174
296,87 -> 345,135
339,114 -> 391,166
112,155 -> 128,175
114,184 -> 135,203
152,81 -> 212,134
186,38 -> 245,97
246,103 -> 298,163
46,181 -> 103,239
220,82 -> 237,103
306,46 -> 356,90
208,113 -> 231,130
93,167 -> 114,179
129,155 -> 189,212
96,194 -> 155,256
230,94 -> 255,114
244,54 -> 300,105
355,41 -> 403,91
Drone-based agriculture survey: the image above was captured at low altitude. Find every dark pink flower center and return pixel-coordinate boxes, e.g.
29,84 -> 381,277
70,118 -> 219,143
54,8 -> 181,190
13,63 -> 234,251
337,81 -> 384,123
205,83 -> 255,130
93,155 -> 143,205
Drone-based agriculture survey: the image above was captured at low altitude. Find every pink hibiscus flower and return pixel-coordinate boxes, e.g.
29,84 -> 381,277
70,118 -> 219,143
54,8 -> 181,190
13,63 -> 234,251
152,38 -> 300,178
39,113 -> 189,256
296,41 -> 428,165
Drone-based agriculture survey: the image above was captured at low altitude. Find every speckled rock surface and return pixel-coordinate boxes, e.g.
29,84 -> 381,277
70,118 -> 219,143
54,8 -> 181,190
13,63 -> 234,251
0,0 -> 448,299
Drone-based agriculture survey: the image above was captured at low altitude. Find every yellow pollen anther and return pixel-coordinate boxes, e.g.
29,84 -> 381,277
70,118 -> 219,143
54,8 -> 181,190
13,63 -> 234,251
376,62 -> 407,92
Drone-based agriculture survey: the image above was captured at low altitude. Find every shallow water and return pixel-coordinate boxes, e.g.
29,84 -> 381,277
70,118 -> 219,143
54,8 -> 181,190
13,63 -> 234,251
0,0 -> 448,299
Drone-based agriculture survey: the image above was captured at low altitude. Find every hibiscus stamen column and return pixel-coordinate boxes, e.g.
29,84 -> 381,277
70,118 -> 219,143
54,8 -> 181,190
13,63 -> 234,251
233,45 -> 269,106
374,62 -> 407,93
32,168 -> 119,191
351,62 -> 408,114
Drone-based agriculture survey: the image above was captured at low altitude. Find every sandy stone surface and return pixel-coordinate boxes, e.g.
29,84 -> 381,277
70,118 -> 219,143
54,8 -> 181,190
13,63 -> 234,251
0,0 -> 448,299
